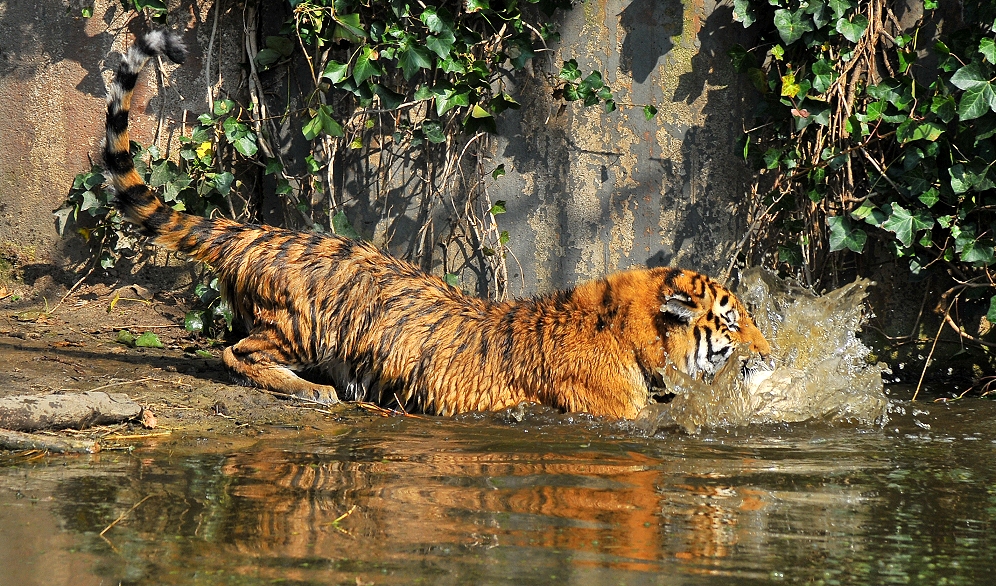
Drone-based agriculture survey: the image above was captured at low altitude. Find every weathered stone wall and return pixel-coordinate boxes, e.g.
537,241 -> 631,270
0,0 -> 755,297
0,0 -> 240,276
491,0 -> 754,295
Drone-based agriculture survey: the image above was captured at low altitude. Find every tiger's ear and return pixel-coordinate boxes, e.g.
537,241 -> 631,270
660,292 -> 701,324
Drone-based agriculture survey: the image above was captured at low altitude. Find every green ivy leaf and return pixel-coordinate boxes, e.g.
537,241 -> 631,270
763,148 -> 782,169
266,35 -> 294,57
957,83 -> 996,121
949,163 -> 972,194
950,63 -> 988,91
255,48 -> 283,69
773,8 -> 813,44
184,311 -> 205,333
331,211 -> 361,239
778,244 -> 803,265
919,187 -> 940,208
322,60 -> 349,84
132,0 -> 166,13
930,94 -> 957,123
373,84 -> 404,110
435,88 -> 470,116
444,272 -> 460,287
881,202 -> 932,247
99,252 -> 116,269
426,31 -> 456,59
489,200 -> 507,215
420,6 -> 453,34
507,34 -> 535,69
333,13 -> 366,43
898,47 -> 917,72
643,104 -> 658,120
465,0 -> 489,13
987,296 -> 996,324
213,171 -> 235,195
353,47 -> 383,84
302,105 -> 344,140
305,155 -> 321,174
898,119 -> 945,143
470,104 -> 492,118
80,190 -> 102,212
233,135 -> 258,157
961,240 -> 995,265
492,164 -> 506,180
727,44 -> 756,72
422,121 -> 446,143
163,176 -> 191,203
850,201 -> 877,221
135,331 -> 164,348
560,59 -> 581,81
398,45 -> 433,79
302,113 -> 323,141
862,100 -> 885,122
747,68 -> 768,93
115,330 -> 136,347
582,71 -> 604,91
828,216 -> 867,252
827,0 -> 853,20
882,203 -> 913,248
812,59 -> 837,93
980,38 -> 996,64
149,160 -> 178,188
836,14 -> 868,43
732,0 -> 756,27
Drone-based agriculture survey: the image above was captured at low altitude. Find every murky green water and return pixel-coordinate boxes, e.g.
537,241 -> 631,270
3,399 -> 996,586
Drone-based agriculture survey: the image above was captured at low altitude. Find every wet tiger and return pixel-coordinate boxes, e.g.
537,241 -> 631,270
102,31 -> 770,419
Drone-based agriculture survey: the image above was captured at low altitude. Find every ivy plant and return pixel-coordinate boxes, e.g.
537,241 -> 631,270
730,1 -> 996,335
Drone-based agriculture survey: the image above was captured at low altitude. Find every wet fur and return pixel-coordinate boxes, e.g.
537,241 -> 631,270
102,31 -> 770,419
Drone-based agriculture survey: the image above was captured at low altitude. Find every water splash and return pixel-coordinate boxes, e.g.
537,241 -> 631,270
637,268 -> 890,434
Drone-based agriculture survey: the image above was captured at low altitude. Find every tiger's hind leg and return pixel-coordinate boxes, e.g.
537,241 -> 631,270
222,335 -> 340,405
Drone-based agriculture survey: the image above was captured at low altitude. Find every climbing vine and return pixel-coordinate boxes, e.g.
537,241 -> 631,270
729,0 -> 996,364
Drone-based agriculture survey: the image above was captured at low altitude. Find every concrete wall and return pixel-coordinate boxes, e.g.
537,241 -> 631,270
0,0 -> 755,297
492,0 -> 753,295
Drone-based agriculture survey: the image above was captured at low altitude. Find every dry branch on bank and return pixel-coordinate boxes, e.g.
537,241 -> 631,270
0,428 -> 100,453
0,391 -> 143,432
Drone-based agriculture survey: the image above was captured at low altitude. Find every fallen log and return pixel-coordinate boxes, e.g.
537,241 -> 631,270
0,428 -> 100,453
0,391 -> 143,432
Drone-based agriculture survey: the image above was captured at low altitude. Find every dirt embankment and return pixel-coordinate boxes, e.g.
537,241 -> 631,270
0,277 -> 345,441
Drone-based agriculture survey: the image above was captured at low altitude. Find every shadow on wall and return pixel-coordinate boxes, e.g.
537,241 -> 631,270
0,1 -> 209,101
619,0 -> 683,83
494,1 -> 755,291
649,4 -> 754,278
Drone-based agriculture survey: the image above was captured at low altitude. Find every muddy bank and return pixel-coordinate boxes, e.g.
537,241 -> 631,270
0,280 -> 350,443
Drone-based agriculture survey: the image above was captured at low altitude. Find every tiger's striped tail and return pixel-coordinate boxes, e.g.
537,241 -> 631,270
102,31 -> 208,249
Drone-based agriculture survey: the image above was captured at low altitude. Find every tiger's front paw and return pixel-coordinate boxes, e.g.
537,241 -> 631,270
296,385 -> 341,406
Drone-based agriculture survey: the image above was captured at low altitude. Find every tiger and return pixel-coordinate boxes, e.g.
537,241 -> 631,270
101,30 -> 771,419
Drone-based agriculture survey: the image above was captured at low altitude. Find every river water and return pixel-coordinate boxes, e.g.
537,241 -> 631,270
2,271 -> 996,585
3,402 -> 996,585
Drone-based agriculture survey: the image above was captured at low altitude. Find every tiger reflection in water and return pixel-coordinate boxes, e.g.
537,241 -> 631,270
213,443 -> 766,575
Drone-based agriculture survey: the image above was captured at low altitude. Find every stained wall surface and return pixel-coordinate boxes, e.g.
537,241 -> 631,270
0,0 -> 754,295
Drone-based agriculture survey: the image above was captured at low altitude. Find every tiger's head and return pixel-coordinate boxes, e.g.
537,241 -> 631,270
655,270 -> 771,379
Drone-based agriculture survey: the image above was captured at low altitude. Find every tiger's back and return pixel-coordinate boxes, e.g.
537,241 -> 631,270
101,31 -> 770,419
